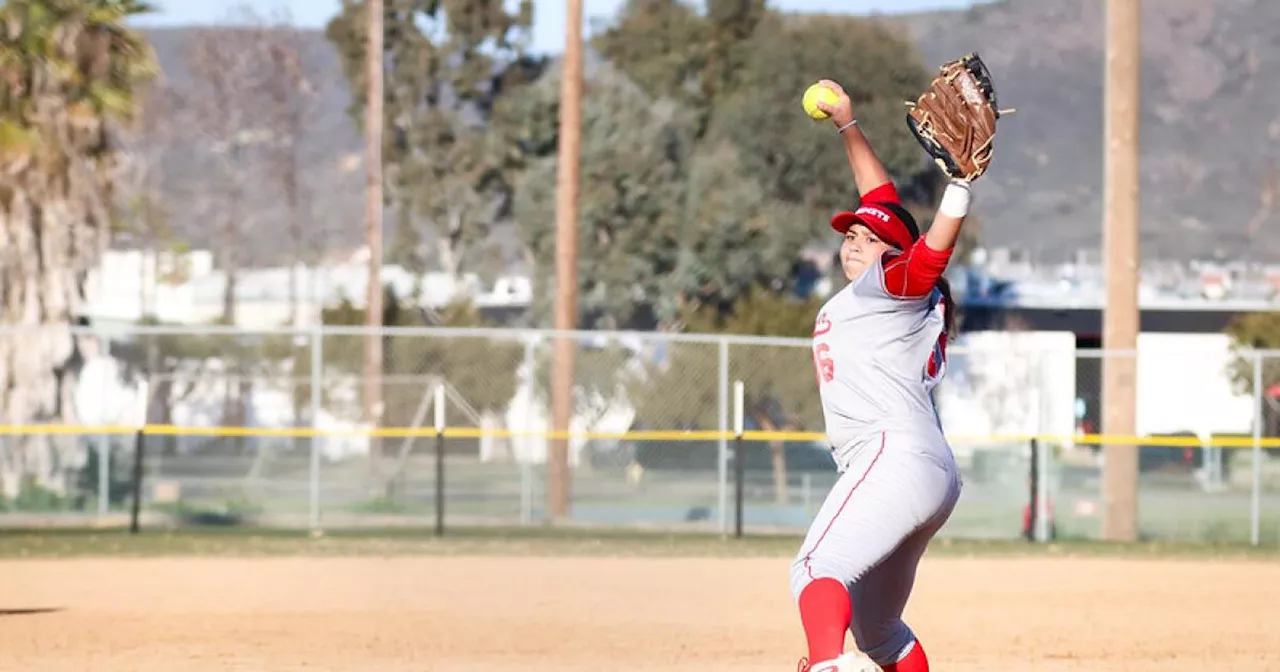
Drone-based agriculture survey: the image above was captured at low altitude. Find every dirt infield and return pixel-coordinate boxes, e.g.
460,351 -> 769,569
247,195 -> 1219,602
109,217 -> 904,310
2,552 -> 1279,671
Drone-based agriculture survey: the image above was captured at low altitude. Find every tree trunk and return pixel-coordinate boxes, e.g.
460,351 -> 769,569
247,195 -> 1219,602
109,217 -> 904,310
770,439 -> 789,505
286,135 -> 301,328
285,135 -> 305,455
0,0 -> 157,506
139,248 -> 149,320
752,414 -> 789,505
0,183 -> 97,500
221,210 -> 239,325
364,0 -> 386,489
437,208 -> 465,278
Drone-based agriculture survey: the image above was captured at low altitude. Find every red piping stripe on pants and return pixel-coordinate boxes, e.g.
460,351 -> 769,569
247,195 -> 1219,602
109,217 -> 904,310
802,432 -> 887,580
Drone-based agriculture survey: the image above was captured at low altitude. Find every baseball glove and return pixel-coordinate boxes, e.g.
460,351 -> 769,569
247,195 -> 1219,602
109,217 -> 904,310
905,52 -> 1008,182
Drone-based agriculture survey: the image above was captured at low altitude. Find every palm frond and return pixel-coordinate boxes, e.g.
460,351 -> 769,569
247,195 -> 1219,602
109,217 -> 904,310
0,118 -> 37,173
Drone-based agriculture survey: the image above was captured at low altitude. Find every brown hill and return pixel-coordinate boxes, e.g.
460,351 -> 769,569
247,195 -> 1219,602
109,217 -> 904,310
135,0 -> 1280,266
889,0 -> 1280,263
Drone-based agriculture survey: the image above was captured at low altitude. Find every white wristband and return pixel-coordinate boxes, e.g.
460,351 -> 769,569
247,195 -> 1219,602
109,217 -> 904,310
938,180 -> 972,218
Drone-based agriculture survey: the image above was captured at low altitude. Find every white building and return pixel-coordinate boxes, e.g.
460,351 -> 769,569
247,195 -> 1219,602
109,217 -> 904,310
83,246 -> 533,329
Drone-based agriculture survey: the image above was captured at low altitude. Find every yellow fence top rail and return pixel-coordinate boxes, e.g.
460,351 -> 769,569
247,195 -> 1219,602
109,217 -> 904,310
0,425 -> 1277,448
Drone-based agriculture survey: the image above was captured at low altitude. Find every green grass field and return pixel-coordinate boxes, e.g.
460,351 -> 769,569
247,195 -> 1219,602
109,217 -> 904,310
1,524 -> 1277,560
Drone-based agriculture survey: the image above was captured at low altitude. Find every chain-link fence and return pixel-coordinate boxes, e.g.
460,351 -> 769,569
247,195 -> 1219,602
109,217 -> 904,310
1256,352 -> 1280,545
0,326 -> 1275,545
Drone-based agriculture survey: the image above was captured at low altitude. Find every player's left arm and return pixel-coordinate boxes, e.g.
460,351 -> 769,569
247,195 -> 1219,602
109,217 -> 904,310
881,180 -> 972,299
922,179 -> 972,252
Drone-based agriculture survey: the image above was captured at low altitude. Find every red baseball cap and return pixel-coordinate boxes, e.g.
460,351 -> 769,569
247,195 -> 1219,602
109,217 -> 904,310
830,183 -> 919,251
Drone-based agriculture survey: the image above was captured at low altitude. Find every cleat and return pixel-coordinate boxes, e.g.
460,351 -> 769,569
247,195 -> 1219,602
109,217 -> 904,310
797,652 -> 881,672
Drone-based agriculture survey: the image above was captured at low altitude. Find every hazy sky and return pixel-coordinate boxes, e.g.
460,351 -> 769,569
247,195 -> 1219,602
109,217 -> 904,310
131,0 -> 981,53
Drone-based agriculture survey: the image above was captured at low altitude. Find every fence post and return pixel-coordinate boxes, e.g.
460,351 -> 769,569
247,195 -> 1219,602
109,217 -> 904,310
97,434 -> 110,517
98,352 -> 110,518
309,324 -> 323,534
128,378 -> 150,535
520,335 -> 536,525
1037,437 -> 1053,542
435,382 -> 446,537
1033,350 -> 1054,543
129,430 -> 144,534
733,380 -> 745,539
1027,438 -> 1039,543
717,337 -> 729,535
1252,350 -> 1263,547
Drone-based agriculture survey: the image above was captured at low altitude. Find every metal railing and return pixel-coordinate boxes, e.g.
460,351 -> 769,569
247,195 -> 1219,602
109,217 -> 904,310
0,325 -> 1275,545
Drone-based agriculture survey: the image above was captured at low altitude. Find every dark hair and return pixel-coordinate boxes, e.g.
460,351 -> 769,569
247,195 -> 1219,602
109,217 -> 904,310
936,276 -> 957,337
877,201 -> 921,241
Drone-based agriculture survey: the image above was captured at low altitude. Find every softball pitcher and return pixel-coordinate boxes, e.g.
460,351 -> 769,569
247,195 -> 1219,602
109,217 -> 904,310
789,78 -> 982,672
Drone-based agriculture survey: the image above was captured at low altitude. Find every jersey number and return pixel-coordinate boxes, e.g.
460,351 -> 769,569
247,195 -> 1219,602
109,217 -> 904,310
813,343 -> 834,384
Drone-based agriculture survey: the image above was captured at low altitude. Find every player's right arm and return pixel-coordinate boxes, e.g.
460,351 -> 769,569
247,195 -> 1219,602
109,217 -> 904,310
813,79 -> 892,197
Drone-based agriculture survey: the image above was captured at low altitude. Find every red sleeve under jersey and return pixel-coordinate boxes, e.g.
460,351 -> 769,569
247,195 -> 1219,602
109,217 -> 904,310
861,182 -> 900,204
881,238 -> 953,299
857,181 -> 953,298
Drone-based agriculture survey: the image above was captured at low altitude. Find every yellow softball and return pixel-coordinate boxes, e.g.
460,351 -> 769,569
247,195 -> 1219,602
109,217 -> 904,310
802,83 -> 840,121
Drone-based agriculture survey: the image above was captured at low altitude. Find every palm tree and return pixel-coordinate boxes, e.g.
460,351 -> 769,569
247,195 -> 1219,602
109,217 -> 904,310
0,0 -> 158,499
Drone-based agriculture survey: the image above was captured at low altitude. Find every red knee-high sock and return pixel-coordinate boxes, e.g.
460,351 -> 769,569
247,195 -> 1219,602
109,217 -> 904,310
882,639 -> 929,672
797,578 -> 851,663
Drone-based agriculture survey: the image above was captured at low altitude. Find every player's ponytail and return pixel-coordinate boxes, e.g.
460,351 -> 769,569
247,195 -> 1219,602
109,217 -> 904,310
936,277 -> 957,337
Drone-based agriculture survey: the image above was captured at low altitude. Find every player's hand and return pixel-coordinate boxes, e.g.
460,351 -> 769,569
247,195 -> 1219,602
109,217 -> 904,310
816,79 -> 855,128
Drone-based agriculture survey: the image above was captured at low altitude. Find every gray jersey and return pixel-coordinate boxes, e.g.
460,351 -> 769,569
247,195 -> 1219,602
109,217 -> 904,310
795,246 -> 961,671
811,253 -> 948,461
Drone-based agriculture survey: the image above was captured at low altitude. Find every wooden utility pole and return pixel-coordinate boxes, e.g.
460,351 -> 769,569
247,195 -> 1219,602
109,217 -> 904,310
548,0 -> 584,520
364,0 -> 385,462
1101,0 -> 1141,542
